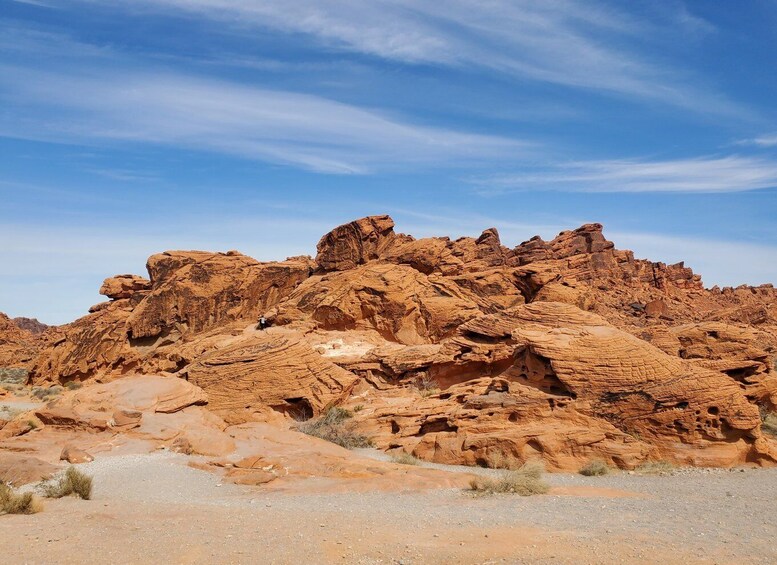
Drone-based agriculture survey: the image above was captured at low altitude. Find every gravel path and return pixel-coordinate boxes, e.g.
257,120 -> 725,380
1,451 -> 776,564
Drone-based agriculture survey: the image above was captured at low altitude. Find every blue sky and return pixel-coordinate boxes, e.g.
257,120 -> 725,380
2,0 -> 777,324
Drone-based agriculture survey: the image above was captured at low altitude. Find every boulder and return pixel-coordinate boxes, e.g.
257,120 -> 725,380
316,215 -> 399,271
60,445 -> 94,464
99,274 -> 151,300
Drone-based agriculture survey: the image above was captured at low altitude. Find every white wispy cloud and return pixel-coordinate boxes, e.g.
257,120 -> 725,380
471,156 -> 777,193
735,134 -> 777,148
90,0 -> 741,115
0,64 -> 527,174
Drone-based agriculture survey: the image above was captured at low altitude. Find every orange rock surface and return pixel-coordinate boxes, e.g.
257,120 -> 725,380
1,214 -> 774,472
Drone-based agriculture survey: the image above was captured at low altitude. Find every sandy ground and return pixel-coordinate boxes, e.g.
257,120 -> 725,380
2,451 -> 776,565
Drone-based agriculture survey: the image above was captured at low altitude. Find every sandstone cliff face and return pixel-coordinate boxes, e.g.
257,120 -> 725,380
30,252 -> 314,383
19,214 -> 777,470
185,329 -> 358,420
126,251 -> 313,339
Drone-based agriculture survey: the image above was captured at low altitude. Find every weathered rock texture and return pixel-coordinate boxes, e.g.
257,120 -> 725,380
0,313 -> 46,369
7,214 -> 775,471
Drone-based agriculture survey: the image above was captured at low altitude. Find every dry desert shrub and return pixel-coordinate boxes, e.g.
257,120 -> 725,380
0,482 -> 43,515
635,461 -> 675,475
296,407 -> 373,449
579,459 -> 610,476
42,467 -> 93,500
469,460 -> 549,496
31,386 -> 62,401
411,373 -> 440,398
391,452 -> 420,465
759,408 -> 777,437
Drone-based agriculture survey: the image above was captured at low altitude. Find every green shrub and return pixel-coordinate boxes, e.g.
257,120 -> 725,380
579,459 -> 610,476
42,467 -> 93,500
0,482 -> 43,514
296,407 -> 373,449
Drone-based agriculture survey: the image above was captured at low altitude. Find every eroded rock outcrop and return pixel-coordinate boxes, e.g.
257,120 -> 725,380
18,214 -> 777,471
30,253 -> 315,383
100,274 -> 151,300
271,263 -> 482,344
344,302 -> 774,469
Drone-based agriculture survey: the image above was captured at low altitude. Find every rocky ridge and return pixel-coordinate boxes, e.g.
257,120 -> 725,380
2,215 -> 776,472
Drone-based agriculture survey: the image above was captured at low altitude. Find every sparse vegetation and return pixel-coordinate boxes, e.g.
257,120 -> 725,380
469,460 -> 550,496
579,459 -> 610,476
296,407 -> 373,449
0,368 -> 28,385
0,482 -> 43,515
635,461 -> 675,475
759,406 -> 777,437
64,381 -> 83,391
42,467 -> 93,500
412,373 -> 440,398
31,386 -> 62,401
352,404 -> 364,413
391,452 -> 420,465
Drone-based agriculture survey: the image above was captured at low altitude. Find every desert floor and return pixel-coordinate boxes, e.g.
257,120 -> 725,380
1,450 -> 776,565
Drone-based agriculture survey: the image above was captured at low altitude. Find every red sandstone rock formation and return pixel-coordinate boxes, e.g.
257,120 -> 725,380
8,214 -> 776,471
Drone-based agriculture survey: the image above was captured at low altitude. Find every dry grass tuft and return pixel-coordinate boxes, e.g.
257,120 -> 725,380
42,467 -> 93,500
579,459 -> 610,476
0,482 -> 43,515
635,461 -> 675,475
411,373 -> 440,398
469,460 -> 549,496
296,407 -> 373,449
391,452 -> 420,466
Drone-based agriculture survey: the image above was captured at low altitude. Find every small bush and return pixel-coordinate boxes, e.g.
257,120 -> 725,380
0,368 -> 28,385
579,459 -> 610,477
411,374 -> 440,398
64,381 -> 83,391
42,467 -> 93,500
352,404 -> 364,413
469,462 -> 550,496
635,461 -> 675,475
31,387 -> 61,401
296,407 -> 373,449
391,452 -> 420,466
0,482 -> 43,515
761,411 -> 777,437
